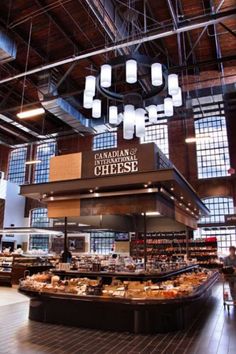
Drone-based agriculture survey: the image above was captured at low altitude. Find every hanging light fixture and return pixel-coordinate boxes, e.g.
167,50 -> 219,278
147,105 -> 157,123
151,63 -> 163,86
126,59 -> 137,84
17,107 -> 45,119
92,99 -> 101,118
100,64 -> 112,88
172,87 -> 182,107
83,91 -> 93,109
135,108 -> 146,138
85,75 -> 96,97
164,97 -> 173,117
109,106 -> 118,124
84,54 -> 183,139
123,104 -> 135,139
117,113 -> 124,125
168,74 -> 179,96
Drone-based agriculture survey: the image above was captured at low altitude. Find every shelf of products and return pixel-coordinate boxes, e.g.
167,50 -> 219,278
130,232 -> 220,268
0,255 -> 13,286
0,252 -> 56,286
19,267 -> 219,333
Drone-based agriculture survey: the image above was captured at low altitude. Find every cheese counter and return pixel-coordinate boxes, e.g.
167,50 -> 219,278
19,267 -> 219,333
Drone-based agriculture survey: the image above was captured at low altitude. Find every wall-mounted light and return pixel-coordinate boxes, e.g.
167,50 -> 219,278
25,159 -> 41,165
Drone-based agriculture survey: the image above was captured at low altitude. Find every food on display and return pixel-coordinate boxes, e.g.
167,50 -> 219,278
19,268 -> 214,300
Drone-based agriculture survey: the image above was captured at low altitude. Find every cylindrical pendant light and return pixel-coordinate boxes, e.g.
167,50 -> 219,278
92,99 -> 101,118
83,91 -> 93,109
147,105 -> 157,123
135,108 -> 146,138
126,59 -> 137,84
117,113 -> 123,125
100,64 -> 112,88
172,87 -> 182,107
124,104 -> 135,130
151,63 -> 162,86
123,104 -> 135,139
109,106 -> 118,124
168,74 -> 179,96
123,129 -> 133,140
164,97 -> 174,117
85,75 -> 96,97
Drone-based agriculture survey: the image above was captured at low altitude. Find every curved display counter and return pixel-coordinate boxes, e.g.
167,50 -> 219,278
51,264 -> 199,283
19,268 -> 219,333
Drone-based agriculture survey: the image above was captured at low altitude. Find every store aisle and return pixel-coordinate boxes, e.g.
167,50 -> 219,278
0,286 -> 29,307
0,284 -> 235,354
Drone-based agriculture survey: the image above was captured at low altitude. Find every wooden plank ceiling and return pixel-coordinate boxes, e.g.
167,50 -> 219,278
0,0 -> 235,145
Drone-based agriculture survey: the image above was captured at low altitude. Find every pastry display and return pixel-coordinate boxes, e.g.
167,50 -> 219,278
19,268 -> 215,300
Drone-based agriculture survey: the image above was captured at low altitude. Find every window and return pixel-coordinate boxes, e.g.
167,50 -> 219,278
90,232 -> 115,254
193,95 -> 230,179
141,121 -> 169,157
34,142 -> 56,183
8,147 -> 27,184
92,132 -> 117,151
31,208 -> 50,227
29,208 -> 50,251
195,227 -> 236,255
200,197 -> 234,224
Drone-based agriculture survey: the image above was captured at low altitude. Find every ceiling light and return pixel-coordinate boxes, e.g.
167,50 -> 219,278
109,106 -> 118,124
126,59 -> 137,84
135,108 -> 145,138
164,97 -> 173,117
179,203 -> 183,206
85,75 -> 96,97
83,91 -> 93,109
147,105 -> 157,123
170,187 -> 174,191
89,189 -> 93,193
100,64 -> 112,88
180,196 -> 184,200
172,87 -> 182,107
17,108 -> 45,119
168,74 -> 179,96
144,184 -> 148,188
123,104 -> 135,139
146,211 -> 161,216
170,196 -> 174,200
151,63 -> 163,86
25,159 -> 41,165
92,99 -> 101,118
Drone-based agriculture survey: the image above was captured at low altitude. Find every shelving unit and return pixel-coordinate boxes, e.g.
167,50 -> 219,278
0,256 -> 13,286
130,232 -> 219,267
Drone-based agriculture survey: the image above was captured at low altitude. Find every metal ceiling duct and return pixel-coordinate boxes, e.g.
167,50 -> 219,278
38,76 -> 109,134
0,31 -> 16,63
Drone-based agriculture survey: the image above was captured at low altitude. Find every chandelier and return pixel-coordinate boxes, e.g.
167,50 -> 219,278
83,54 -> 182,140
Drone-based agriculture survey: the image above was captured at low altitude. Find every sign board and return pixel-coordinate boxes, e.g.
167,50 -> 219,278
81,143 -> 158,178
225,214 -> 236,225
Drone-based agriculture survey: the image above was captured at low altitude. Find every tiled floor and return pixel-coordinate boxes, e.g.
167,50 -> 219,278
0,284 -> 235,354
